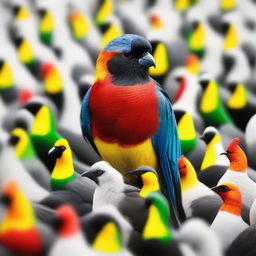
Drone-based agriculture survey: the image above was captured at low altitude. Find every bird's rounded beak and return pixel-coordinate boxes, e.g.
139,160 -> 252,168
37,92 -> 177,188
138,53 -> 156,68
211,185 -> 231,193
220,152 -> 228,156
8,134 -> 20,146
48,146 -> 63,159
199,135 -> 205,141
81,171 -> 99,184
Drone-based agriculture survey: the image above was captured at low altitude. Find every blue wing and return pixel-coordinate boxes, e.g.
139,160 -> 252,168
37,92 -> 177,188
152,82 -> 182,208
80,88 -> 98,153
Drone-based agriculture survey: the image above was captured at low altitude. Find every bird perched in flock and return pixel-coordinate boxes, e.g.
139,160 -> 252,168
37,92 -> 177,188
40,62 -> 64,113
0,59 -> 19,105
174,109 -> 197,155
81,205 -> 134,251
9,127 -> 50,190
148,39 -> 171,84
173,108 -> 205,171
128,192 -> 183,256
48,204 -> 89,256
82,161 -> 149,232
200,126 -> 230,170
225,82 -> 256,131
218,138 -> 256,209
198,126 -> 229,188
49,204 -> 132,256
199,73 -> 233,128
198,73 -> 246,148
37,6 -> 54,47
81,34 -> 183,222
211,183 -> 248,251
126,166 -> 160,198
0,131 -> 49,202
0,180 -> 55,256
178,155 -> 222,224
40,139 -> 96,216
48,138 -> 79,190
24,99 -> 99,172
24,100 -> 61,171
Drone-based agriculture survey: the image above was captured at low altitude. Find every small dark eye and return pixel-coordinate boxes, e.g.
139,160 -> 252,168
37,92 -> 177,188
220,186 -> 231,192
183,165 -> 186,169
123,52 -> 131,58
96,170 -> 104,176
60,146 -> 66,151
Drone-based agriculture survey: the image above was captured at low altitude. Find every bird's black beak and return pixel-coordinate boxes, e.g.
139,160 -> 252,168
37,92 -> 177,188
0,195 -> 11,206
48,217 -> 62,232
48,146 -> 65,159
199,80 -> 209,90
24,103 -> 42,116
199,135 -> 205,141
81,170 -> 104,185
221,22 -> 230,35
211,185 -> 231,193
220,152 -> 228,156
138,53 -> 156,68
12,5 -> 20,17
38,8 -> 46,17
8,134 -> 20,146
0,60 -> 4,70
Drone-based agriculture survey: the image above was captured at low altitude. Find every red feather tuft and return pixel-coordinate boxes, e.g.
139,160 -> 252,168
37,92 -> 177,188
227,137 -> 240,152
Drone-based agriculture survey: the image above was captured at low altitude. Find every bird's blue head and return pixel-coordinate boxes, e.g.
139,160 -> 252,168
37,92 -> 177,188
96,34 -> 156,86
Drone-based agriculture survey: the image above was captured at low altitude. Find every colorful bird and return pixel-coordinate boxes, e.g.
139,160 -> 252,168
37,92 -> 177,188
128,192 -> 183,256
211,183 -> 248,250
0,180 -> 54,256
178,155 -> 222,224
48,138 -> 79,190
218,138 -> 256,209
9,127 -> 50,190
81,34 -> 183,221
126,166 -> 160,197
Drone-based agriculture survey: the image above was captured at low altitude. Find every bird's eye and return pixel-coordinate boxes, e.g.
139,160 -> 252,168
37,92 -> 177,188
96,170 -> 104,176
60,146 -> 66,151
183,165 -> 186,169
123,52 -> 131,58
